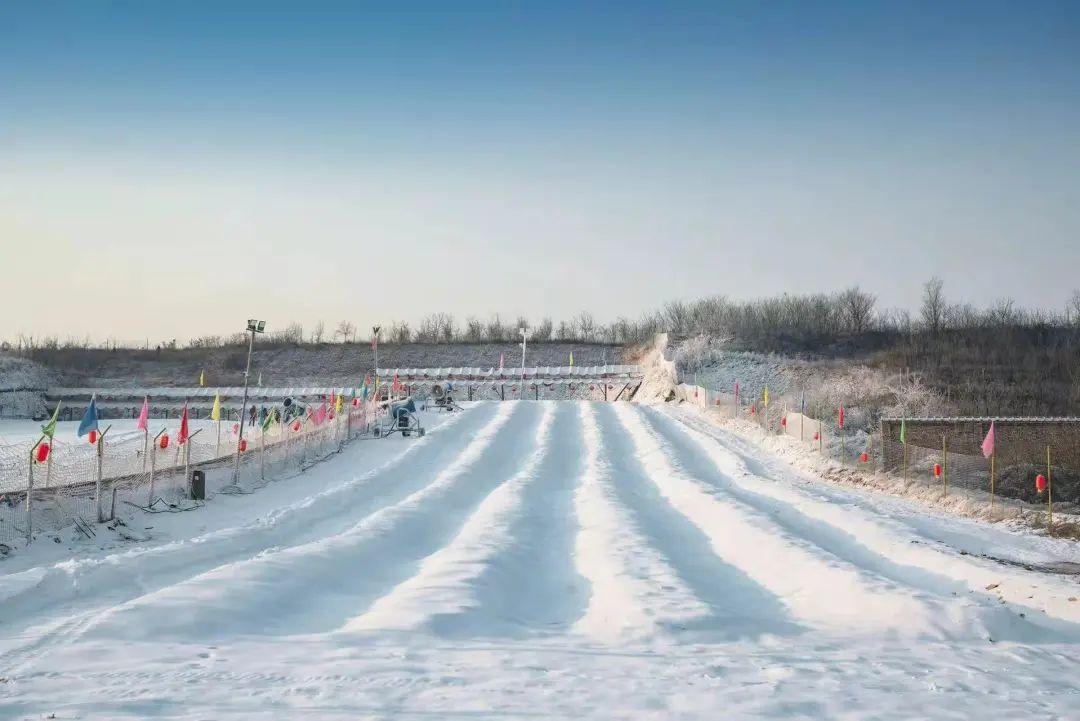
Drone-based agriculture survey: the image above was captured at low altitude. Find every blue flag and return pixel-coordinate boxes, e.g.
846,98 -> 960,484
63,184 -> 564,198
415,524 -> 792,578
78,395 -> 99,438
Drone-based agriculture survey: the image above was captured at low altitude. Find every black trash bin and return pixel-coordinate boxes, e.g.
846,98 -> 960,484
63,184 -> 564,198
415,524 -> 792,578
190,470 -> 206,500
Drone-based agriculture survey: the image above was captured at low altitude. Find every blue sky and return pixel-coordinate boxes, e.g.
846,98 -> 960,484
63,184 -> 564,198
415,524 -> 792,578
2,1 -> 1079,341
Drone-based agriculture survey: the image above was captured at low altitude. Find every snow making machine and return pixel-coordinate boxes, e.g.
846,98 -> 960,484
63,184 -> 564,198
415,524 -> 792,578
424,382 -> 462,412
374,397 -> 426,438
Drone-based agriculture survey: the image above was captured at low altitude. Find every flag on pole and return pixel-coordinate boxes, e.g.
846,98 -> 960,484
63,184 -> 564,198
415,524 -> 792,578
899,417 -> 907,444
77,395 -> 99,438
499,352 -> 505,370
178,403 -> 190,445
210,393 -> 222,421
316,402 -> 328,425
137,396 -> 149,431
262,406 -> 275,432
981,421 -> 995,459
569,351 -> 574,367
335,394 -> 343,414
199,370 -> 205,387
763,386 -> 769,407
838,402 -> 845,430
257,371 -> 263,386
41,402 -> 61,440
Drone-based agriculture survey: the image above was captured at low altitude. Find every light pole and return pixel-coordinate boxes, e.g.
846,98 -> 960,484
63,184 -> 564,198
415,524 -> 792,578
372,325 -> 381,400
230,319 -> 265,487
519,325 -> 528,397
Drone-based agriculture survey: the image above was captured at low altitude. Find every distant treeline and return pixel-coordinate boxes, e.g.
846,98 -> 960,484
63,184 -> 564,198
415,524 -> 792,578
7,279 -> 1080,415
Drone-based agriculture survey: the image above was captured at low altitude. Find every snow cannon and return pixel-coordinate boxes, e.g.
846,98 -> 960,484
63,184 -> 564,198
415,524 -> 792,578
428,383 -> 462,412
375,398 -> 425,439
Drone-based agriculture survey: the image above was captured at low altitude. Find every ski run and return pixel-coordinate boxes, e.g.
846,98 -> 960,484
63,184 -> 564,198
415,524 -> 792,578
2,400 -> 1080,719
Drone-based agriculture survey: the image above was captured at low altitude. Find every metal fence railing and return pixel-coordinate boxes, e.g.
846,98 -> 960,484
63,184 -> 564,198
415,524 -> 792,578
0,399 -> 389,548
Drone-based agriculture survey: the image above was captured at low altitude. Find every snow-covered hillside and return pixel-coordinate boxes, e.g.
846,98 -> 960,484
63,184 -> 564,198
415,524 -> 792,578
1,400 -> 1078,719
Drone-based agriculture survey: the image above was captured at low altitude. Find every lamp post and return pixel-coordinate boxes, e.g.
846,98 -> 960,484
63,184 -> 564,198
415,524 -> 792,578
519,325 -> 528,396
372,325 -> 381,400
230,319 -> 266,487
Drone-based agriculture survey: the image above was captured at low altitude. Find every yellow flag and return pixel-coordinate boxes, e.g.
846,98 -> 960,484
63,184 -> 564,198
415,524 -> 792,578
210,392 -> 221,421
335,394 -> 343,414
199,370 -> 205,387
569,351 -> 574,367
763,386 -> 769,407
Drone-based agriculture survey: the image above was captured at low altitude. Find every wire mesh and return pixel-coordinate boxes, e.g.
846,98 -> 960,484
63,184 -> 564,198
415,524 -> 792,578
0,399 -> 387,547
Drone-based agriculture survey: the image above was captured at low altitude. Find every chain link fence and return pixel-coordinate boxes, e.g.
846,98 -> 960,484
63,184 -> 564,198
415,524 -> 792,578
669,380 -> 1078,521
0,400 -> 388,548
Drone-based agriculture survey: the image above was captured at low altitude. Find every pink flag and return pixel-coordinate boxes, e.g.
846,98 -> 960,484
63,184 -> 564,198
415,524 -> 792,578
838,403 -> 845,430
136,396 -> 149,431
499,352 -> 505,370
178,403 -> 190,445
316,402 -> 328,425
981,421 -> 995,458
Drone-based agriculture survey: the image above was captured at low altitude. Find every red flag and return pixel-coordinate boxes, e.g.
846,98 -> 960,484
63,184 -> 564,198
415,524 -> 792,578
981,421 -> 995,458
316,402 -> 328,425
178,403 -> 190,445
838,403 -> 844,430
393,373 -> 401,391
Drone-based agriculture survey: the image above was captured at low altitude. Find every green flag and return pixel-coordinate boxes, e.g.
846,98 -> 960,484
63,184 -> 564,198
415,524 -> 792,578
41,402 -> 61,439
899,417 -> 907,444
262,408 -> 275,433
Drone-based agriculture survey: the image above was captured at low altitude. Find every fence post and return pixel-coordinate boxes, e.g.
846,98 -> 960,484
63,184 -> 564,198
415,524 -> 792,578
1047,444 -> 1053,529
26,443 -> 37,544
95,429 -> 105,522
149,429 -> 164,507
942,434 -> 948,499
260,430 -> 266,480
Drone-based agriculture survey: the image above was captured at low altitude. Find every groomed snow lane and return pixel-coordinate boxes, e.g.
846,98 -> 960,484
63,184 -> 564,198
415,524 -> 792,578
3,400 -> 1080,720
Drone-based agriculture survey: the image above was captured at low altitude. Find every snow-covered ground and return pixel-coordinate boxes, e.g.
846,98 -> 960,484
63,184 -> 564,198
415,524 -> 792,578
1,400 -> 1079,719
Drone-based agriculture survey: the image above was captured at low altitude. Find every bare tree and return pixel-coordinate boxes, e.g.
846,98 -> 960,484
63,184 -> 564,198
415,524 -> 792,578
485,314 -> 508,342
390,321 -> 412,344
921,277 -> 945,335
574,311 -> 597,342
311,321 -> 325,344
839,286 -> 876,333
1067,290 -> 1080,326
531,317 -> 553,342
463,316 -> 484,342
334,320 -> 356,343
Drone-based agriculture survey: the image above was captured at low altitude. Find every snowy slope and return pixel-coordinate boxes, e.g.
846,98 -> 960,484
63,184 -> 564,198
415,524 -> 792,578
1,401 -> 1079,719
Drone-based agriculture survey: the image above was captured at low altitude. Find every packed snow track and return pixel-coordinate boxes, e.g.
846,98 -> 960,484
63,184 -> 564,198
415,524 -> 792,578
2,401 -> 1079,719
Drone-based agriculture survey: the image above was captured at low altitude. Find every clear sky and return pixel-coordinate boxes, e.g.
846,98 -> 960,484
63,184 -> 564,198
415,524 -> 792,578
2,1 -> 1079,343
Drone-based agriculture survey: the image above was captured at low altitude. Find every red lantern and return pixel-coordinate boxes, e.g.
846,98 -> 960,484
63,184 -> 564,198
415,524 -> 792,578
292,421 -> 301,432
813,431 -> 820,441
1036,474 -> 1047,493
750,405 -> 757,416
233,423 -> 239,433
933,463 -> 942,478
352,397 -> 360,407
781,416 -> 787,427
88,430 -> 98,445
239,438 -> 248,453
159,433 -> 170,449
859,452 -> 869,463
35,442 -> 50,463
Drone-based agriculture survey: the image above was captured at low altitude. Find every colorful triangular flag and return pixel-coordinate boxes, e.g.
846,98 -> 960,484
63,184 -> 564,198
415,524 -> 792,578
77,395 -> 99,438
137,396 -> 149,431
210,392 -> 221,421
41,402 -> 61,440
178,403 -> 190,445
